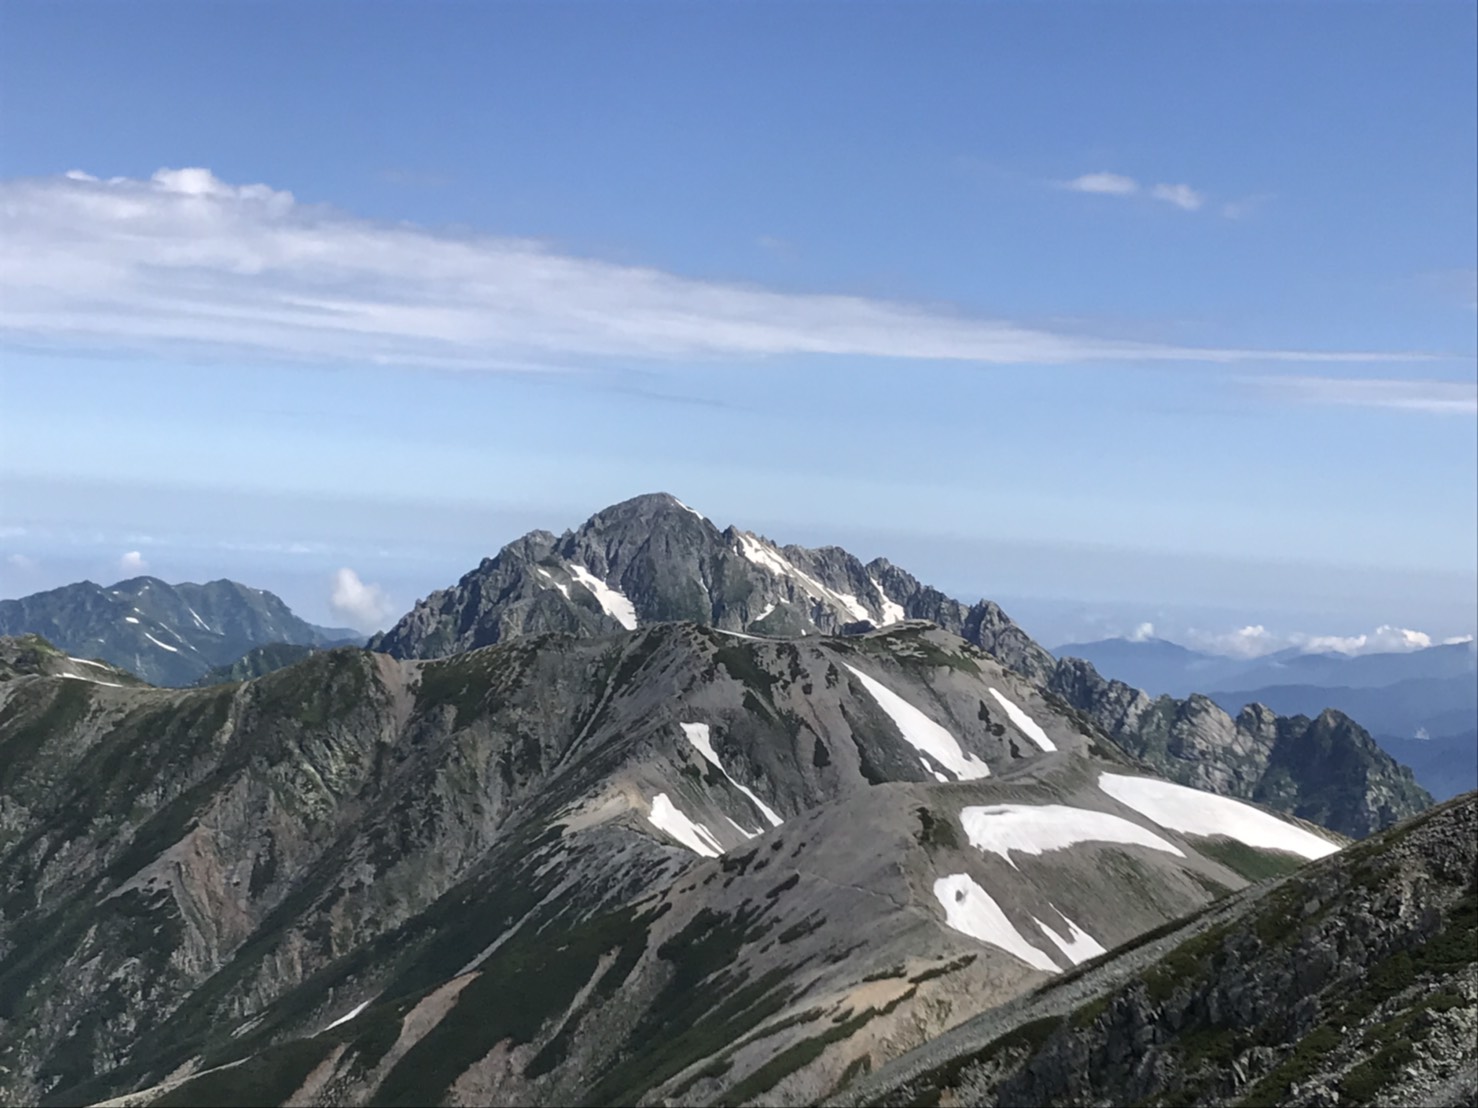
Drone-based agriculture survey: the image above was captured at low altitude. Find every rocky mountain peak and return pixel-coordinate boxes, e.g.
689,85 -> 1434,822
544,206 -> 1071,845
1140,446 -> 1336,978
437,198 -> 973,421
369,494 -> 1432,840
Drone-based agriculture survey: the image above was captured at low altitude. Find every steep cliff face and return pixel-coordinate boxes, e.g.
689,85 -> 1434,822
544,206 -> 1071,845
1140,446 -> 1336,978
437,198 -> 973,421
0,625 -> 1343,1107
1047,659 -> 1432,837
369,493 -> 1431,838
844,792 -> 1477,1108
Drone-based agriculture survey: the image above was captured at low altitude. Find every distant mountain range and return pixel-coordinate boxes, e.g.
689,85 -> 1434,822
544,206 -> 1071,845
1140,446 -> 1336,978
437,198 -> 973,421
1056,635 -> 1478,800
0,576 -> 359,686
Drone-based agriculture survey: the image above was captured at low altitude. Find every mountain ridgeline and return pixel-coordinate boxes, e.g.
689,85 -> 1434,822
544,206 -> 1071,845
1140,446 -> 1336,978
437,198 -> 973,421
0,576 -> 359,687
370,492 -> 1430,839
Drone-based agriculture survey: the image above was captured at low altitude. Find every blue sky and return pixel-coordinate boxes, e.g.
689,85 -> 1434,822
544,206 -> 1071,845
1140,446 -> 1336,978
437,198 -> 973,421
1,1 -> 1474,651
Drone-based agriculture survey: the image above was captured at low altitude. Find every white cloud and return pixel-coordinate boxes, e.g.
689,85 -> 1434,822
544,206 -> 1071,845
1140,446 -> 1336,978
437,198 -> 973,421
328,567 -> 394,631
1220,193 -> 1273,220
5,553 -> 36,572
119,550 -> 148,574
1247,375 -> 1478,415
1063,172 -> 1139,196
0,167 -> 1423,373
1185,624 -> 1280,658
1186,623 -> 1464,659
1128,621 -> 1156,642
1149,183 -> 1204,212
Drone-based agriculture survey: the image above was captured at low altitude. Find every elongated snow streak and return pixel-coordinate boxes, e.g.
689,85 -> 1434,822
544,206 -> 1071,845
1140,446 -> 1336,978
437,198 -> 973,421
736,533 -> 870,623
648,793 -> 724,857
959,803 -> 1184,869
725,816 -> 761,840
752,601 -> 777,623
59,673 -> 123,687
870,578 -> 906,626
567,563 -> 638,629
1033,909 -> 1108,965
673,497 -> 707,521
987,688 -> 1057,752
534,566 -> 571,599
124,616 -> 140,624
843,663 -> 990,780
681,723 -> 784,827
144,632 -> 180,653
68,657 -> 110,669
323,998 -> 372,1032
933,874 -> 1059,972
1098,773 -> 1340,860
186,606 -> 211,631
715,628 -> 762,641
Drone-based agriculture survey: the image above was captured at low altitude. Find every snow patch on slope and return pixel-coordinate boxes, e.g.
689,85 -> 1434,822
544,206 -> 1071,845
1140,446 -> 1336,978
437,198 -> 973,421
534,566 -> 571,599
68,657 -> 110,669
987,688 -> 1057,752
871,578 -> 906,626
124,616 -> 140,624
144,632 -> 180,653
323,998 -> 373,1032
567,563 -> 638,629
186,606 -> 210,631
680,722 -> 783,827
60,673 -> 122,688
647,793 -> 724,857
673,497 -> 706,521
752,601 -> 777,624
959,803 -> 1185,869
736,533 -> 870,623
933,874 -> 1059,972
1098,773 -> 1340,860
844,664 -> 991,780
1033,909 -> 1108,965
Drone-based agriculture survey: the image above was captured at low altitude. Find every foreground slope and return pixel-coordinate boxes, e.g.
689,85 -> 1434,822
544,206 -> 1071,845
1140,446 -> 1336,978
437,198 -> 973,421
369,492 -> 1430,837
0,625 -> 1338,1106
0,577 -> 357,686
840,792 -> 1477,1108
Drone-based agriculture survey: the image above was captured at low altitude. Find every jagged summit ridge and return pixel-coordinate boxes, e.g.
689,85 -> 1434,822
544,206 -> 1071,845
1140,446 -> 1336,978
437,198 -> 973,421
369,493 -> 1431,839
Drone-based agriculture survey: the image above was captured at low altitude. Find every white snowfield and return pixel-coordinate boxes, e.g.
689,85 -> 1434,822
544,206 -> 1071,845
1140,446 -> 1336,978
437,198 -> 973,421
567,563 -> 639,630
534,566 -> 571,600
987,688 -> 1057,753
323,998 -> 372,1032
647,793 -> 724,857
844,664 -> 991,780
752,601 -> 777,623
736,533 -> 870,624
933,874 -> 1060,972
959,803 -> 1184,869
144,633 -> 180,653
680,722 -> 784,827
1033,909 -> 1109,965
1099,773 -> 1340,860
870,577 -> 906,626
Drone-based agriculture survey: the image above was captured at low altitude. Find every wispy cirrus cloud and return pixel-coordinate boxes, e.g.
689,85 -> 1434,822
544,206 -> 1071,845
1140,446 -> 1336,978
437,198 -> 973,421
1062,171 -> 1214,214
0,167 -> 1436,375
1062,171 -> 1140,196
1246,375 -> 1478,415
